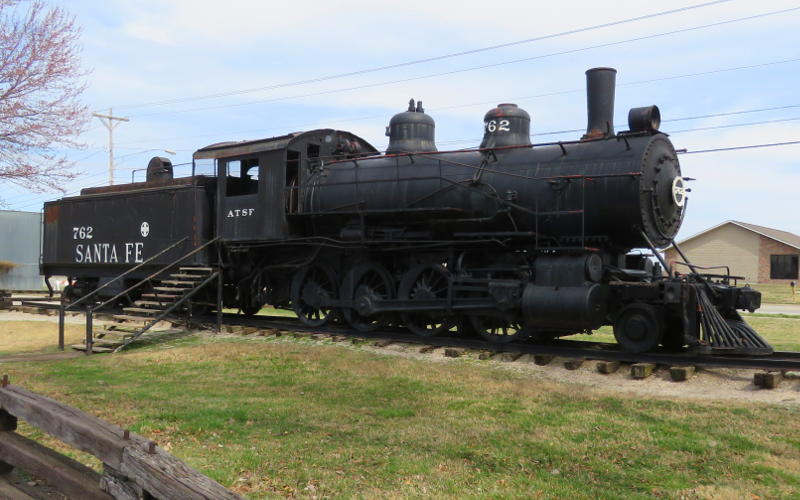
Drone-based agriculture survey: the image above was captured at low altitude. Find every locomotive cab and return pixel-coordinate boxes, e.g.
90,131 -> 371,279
192,130 -> 378,242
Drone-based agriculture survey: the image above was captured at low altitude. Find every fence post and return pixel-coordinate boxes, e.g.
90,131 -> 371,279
85,305 -> 93,356
58,301 -> 65,351
0,401 -> 16,475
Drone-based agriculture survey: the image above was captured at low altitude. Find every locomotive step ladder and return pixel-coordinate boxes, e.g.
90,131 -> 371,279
72,265 -> 218,353
59,238 -> 223,354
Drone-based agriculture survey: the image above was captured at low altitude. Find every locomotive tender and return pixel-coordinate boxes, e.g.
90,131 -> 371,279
41,67 -> 770,355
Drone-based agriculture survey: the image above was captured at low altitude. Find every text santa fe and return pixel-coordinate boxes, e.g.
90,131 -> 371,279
75,242 -> 144,264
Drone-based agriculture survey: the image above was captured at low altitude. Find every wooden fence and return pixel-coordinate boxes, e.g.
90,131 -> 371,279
0,375 -> 243,499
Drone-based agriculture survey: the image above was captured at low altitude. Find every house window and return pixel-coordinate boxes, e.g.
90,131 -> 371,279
770,254 -> 799,279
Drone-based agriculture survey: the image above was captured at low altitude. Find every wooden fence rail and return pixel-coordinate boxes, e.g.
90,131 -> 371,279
0,376 -> 243,500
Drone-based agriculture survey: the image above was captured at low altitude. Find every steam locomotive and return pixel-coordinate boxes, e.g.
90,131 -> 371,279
41,67 -> 771,355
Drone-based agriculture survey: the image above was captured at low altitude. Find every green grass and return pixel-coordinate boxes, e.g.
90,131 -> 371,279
5,337 -> 800,499
745,313 -> 800,319
222,306 -> 298,318
739,315 -> 800,352
571,325 -> 615,344
572,316 -> 800,351
751,283 -> 799,305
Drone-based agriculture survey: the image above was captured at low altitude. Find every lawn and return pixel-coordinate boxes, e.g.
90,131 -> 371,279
1,333 -> 799,499
740,315 -> 800,352
572,314 -> 800,352
751,283 -> 798,305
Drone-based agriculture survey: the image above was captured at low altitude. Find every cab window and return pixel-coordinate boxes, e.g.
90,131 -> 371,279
225,158 -> 259,196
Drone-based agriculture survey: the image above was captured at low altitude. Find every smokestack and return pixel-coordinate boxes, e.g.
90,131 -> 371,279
583,67 -> 617,140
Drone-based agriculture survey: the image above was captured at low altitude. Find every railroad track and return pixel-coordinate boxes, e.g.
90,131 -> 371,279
205,313 -> 800,372
8,302 -> 799,372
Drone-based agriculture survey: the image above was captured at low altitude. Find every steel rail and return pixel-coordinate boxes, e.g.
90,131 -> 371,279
206,313 -> 800,372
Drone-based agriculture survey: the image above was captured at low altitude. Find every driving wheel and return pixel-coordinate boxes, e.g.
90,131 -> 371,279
291,264 -> 338,327
398,264 -> 453,337
340,262 -> 394,332
469,314 -> 528,344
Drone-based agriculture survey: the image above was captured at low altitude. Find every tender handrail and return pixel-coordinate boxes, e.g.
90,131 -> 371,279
65,237 -> 189,311
93,236 -> 221,311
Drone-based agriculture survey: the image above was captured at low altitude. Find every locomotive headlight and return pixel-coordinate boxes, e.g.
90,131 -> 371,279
671,176 -> 687,207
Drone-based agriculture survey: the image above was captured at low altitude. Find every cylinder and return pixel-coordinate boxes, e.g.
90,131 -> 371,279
584,67 -> 617,140
522,284 -> 607,330
534,254 -> 603,286
479,103 -> 532,149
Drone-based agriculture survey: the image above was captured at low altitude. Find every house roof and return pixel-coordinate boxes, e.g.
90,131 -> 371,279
670,221 -> 800,251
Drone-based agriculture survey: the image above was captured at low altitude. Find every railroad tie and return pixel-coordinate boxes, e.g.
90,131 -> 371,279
631,363 -> 656,380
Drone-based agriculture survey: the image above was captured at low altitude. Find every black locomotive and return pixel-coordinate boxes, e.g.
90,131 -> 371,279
41,67 -> 770,355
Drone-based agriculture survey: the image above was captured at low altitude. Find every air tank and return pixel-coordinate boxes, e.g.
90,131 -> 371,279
385,99 -> 436,154
480,103 -> 532,149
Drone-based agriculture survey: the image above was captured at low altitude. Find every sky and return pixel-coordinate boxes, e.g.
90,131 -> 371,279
3,0 -> 799,241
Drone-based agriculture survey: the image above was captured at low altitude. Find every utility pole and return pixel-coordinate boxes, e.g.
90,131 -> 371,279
92,108 -> 129,185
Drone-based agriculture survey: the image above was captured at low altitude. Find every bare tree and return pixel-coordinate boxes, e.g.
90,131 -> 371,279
0,0 -> 88,202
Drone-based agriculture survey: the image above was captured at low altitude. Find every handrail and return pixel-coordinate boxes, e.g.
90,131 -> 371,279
672,261 -> 731,277
65,237 -> 189,311
94,236 -> 221,311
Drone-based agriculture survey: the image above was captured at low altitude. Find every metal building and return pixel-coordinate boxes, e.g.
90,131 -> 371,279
0,210 -> 43,290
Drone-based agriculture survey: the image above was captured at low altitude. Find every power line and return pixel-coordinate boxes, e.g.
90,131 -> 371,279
437,113 -> 800,146
112,108 -> 800,161
115,54 -> 800,149
681,140 -> 800,154
662,103 -> 800,123
431,57 -> 800,114
8,162 -> 197,209
670,116 -> 800,134
3,157 -> 197,207
8,179 -> 108,211
1,146 -> 196,206
8,138 -> 800,211
128,6 -> 799,119
437,105 -> 800,145
109,0 -> 732,111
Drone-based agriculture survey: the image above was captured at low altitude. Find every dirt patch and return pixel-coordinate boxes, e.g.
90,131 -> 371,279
0,319 -> 84,354
0,310 -> 91,324
678,484 -> 760,500
0,351 -> 83,363
352,340 -> 800,407
0,311 -> 181,355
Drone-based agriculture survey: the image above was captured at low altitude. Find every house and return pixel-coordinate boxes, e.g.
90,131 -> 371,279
664,221 -> 800,283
